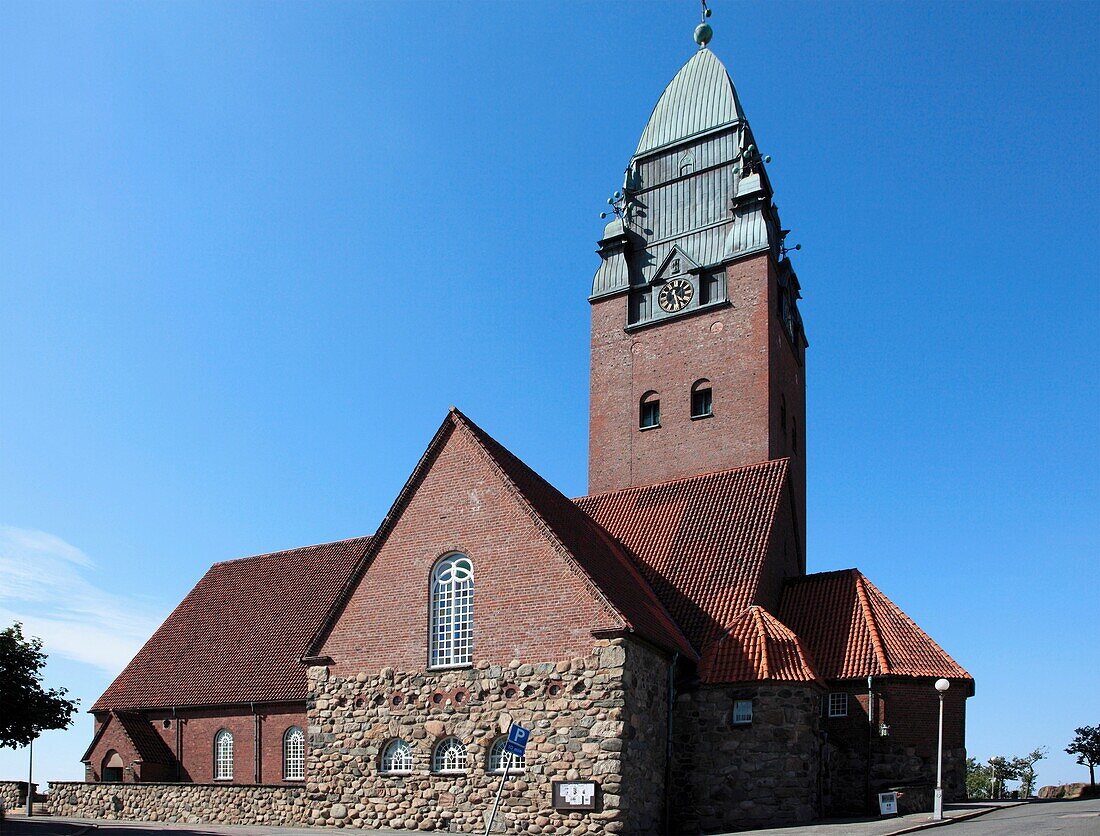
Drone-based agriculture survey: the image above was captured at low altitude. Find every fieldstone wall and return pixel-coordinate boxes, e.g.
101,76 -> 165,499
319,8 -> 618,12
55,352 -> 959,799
617,641 -> 670,832
47,781 -> 306,824
307,637 -> 668,833
671,683 -> 821,832
822,741 -> 966,815
0,781 -> 32,813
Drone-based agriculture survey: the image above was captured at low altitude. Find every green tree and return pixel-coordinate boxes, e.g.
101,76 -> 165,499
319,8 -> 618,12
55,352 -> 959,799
988,756 -> 1020,799
1011,747 -> 1047,798
965,756 -> 992,799
1066,726 -> 1100,786
0,623 -> 79,749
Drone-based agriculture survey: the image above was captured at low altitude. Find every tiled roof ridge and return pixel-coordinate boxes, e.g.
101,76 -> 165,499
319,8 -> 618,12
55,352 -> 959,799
574,456 -> 791,502
701,605 -> 822,684
212,534 -> 374,567
452,408 -> 696,659
750,606 -> 771,679
859,573 -> 972,680
854,572 -> 890,675
784,567 -> 860,585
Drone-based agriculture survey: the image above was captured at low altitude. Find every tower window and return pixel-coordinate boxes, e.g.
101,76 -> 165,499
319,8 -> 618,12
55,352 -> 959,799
691,379 -> 713,419
639,392 -> 660,429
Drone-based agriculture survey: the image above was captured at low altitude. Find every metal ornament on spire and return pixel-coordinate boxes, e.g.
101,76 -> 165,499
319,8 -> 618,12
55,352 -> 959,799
695,0 -> 713,47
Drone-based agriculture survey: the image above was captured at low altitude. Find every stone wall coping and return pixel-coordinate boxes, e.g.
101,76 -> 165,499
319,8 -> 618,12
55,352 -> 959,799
47,781 -> 295,790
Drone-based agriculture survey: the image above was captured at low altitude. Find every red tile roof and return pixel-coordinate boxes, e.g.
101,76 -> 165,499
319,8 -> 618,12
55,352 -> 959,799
92,537 -> 369,711
699,606 -> 821,684
778,569 -> 972,682
116,713 -> 176,765
454,410 -> 695,659
575,460 -> 789,651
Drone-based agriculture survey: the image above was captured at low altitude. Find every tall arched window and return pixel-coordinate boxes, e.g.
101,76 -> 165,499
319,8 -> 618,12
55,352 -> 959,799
691,379 -> 713,418
213,730 -> 233,780
380,739 -> 413,774
432,737 -> 468,774
488,736 -> 526,773
639,391 -> 660,429
430,554 -> 473,668
283,726 -> 305,780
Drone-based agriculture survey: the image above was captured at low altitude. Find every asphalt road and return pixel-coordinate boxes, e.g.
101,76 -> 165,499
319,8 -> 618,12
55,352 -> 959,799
942,799 -> 1100,835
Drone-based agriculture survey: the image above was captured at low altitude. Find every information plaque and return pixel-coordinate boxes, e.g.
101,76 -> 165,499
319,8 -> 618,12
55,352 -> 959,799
878,791 -> 898,816
552,780 -> 598,811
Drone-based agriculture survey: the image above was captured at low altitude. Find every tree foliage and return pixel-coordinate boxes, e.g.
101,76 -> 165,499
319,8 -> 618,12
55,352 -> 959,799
1066,725 -> 1100,786
0,622 -> 79,748
1012,747 -> 1046,798
966,749 -> 1045,799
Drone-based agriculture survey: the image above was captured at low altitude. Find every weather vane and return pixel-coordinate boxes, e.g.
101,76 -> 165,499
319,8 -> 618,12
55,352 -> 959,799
695,0 -> 713,47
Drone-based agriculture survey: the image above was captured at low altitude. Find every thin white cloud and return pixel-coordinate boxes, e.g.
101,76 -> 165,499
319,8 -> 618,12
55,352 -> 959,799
0,525 -> 161,672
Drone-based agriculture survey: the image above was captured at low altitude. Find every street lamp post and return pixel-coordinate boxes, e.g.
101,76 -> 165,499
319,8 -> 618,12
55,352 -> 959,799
933,678 -> 951,821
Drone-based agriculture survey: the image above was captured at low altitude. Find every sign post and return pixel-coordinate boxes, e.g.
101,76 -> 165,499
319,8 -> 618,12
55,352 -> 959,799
484,723 -> 530,836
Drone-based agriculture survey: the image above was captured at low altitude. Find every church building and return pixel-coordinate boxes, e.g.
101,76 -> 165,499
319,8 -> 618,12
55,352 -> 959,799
69,17 -> 973,836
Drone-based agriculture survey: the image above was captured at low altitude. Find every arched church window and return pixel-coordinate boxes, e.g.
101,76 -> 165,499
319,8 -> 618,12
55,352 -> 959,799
213,729 -> 233,780
380,739 -> 413,774
640,391 -> 660,430
488,736 -> 526,773
430,554 -> 473,668
691,379 -> 713,419
432,737 -> 468,774
678,152 -> 695,177
283,726 -> 305,780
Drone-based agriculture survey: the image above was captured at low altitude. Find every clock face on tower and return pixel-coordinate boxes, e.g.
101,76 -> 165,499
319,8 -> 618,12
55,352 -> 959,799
657,278 -> 694,313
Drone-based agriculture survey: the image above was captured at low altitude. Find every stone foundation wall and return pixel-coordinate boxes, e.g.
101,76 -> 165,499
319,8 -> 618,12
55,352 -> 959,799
671,683 -> 821,832
618,642 -> 670,832
822,740 -> 967,815
1,781 -> 31,813
307,638 -> 666,833
46,781 -> 306,825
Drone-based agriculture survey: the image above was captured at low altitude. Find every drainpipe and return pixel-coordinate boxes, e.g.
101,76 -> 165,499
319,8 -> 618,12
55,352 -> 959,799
173,708 -> 181,781
866,677 -> 874,813
253,704 -> 261,784
662,653 -> 678,836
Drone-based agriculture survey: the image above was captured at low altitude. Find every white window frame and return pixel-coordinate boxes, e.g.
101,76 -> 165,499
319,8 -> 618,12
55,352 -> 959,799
488,736 -> 526,773
380,739 -> 414,775
431,737 -> 468,775
430,554 -> 474,669
283,726 -> 305,780
732,699 -> 753,725
213,729 -> 234,780
828,692 -> 849,718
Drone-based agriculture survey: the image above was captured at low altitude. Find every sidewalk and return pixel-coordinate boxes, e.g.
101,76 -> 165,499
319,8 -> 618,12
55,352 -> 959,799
3,802 -> 1025,836
715,801 -> 1025,836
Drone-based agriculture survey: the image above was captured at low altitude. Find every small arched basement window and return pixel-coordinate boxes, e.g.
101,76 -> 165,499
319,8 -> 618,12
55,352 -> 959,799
283,726 -> 305,780
380,739 -> 413,774
639,391 -> 660,429
691,379 -> 713,419
488,736 -> 526,773
432,737 -> 468,774
430,554 -> 474,668
213,729 -> 234,780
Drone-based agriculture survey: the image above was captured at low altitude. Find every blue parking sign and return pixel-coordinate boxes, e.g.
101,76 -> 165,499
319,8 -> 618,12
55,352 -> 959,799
504,723 -> 530,757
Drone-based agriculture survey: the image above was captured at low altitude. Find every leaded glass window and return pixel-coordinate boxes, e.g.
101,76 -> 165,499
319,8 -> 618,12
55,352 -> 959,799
430,554 -> 473,668
283,726 -> 305,780
380,739 -> 413,774
432,737 -> 468,774
214,729 -> 233,780
488,736 -> 526,773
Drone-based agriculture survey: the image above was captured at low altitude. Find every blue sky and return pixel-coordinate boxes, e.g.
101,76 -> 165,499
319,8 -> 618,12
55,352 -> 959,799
1,0 -> 1097,790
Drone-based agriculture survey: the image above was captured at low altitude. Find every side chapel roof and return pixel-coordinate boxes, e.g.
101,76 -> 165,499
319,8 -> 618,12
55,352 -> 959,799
698,606 -> 821,685
91,537 -> 369,711
778,569 -> 973,685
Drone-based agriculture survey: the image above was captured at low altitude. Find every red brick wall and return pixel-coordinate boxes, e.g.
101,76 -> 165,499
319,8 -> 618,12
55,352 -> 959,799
85,714 -> 140,783
753,479 -> 804,613
320,422 -> 620,675
86,705 -> 307,785
588,251 -> 805,501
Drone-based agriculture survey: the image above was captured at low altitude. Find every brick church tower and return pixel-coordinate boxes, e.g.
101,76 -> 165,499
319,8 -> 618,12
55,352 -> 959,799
588,42 -> 808,546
